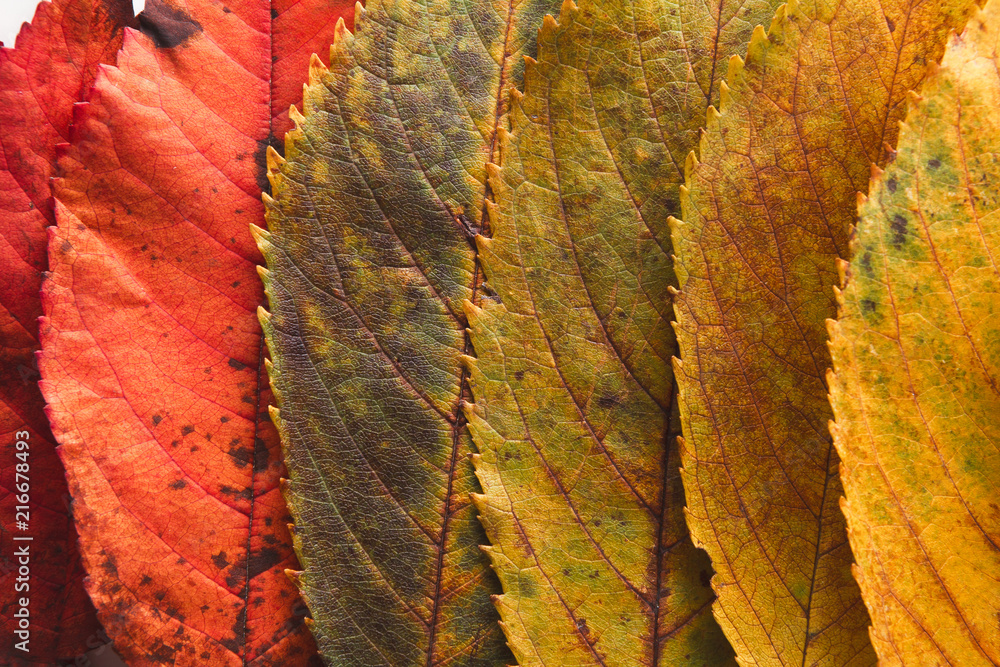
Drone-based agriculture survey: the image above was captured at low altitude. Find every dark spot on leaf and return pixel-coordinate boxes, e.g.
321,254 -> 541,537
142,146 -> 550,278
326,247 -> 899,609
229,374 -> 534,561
860,252 -> 873,276
928,158 -> 941,169
886,17 -> 895,31
231,281 -> 241,288
219,485 -> 251,499
228,358 -> 247,371
242,394 -> 254,404
890,214 -> 908,247
222,6 -> 231,12
137,0 -> 203,49
61,240 -> 72,253
254,132 -> 279,194
886,177 -> 897,193
514,370 -> 524,381
220,416 -> 230,423
248,547 -> 282,578
254,437 -> 270,472
100,555 -> 118,575
212,551 -> 230,569
228,446 -> 253,468
576,618 -> 590,637
152,414 -> 163,426
155,590 -> 167,601
861,299 -> 877,313
148,639 -> 177,662
181,425 -> 195,435
264,517 -> 273,527
140,575 -> 153,586
169,479 -> 187,490
598,395 -> 618,408
220,608 -> 246,653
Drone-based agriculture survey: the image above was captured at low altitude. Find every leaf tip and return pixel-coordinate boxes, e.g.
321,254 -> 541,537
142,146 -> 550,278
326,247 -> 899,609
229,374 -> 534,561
719,80 -> 731,112
308,52 -> 328,86
684,150 -> 699,183
266,145 -> 285,174
747,24 -> 769,63
289,104 -> 305,130
727,54 -> 745,83
249,223 -> 270,243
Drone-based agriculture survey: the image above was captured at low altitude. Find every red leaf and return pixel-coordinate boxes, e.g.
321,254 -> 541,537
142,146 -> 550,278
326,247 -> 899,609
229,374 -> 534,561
37,0 -> 352,663
0,0 -> 134,661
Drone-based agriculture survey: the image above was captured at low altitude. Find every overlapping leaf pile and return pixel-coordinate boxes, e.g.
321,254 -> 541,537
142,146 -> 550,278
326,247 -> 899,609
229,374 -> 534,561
0,0 -> 997,663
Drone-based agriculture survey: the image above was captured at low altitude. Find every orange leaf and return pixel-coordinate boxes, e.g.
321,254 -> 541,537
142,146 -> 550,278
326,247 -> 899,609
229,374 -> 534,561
37,0 -> 352,663
0,0 -> 134,661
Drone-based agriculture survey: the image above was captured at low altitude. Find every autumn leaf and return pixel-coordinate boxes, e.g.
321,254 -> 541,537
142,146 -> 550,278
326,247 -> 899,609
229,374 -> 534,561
827,2 -> 1000,661
36,0 -> 352,663
253,0 -> 562,660
462,0 -> 784,661
0,0 -> 134,661
669,0 -> 978,661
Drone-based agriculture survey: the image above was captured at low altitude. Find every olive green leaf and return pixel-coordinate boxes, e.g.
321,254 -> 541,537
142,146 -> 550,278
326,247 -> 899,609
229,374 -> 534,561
253,0 -> 556,662
828,1 -> 1000,661
670,0 -> 978,662
462,0 -> 781,662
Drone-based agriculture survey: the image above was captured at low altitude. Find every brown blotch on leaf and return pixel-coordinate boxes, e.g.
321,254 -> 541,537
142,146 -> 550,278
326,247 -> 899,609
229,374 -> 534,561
137,0 -> 203,49
136,0 -> 202,49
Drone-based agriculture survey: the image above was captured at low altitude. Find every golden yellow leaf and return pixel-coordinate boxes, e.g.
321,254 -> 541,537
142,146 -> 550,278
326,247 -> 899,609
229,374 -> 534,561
670,0 -> 978,661
828,2 -> 1000,662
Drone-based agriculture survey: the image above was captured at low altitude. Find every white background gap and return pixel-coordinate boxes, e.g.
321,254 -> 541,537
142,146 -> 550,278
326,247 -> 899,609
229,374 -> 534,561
1,0 -> 146,47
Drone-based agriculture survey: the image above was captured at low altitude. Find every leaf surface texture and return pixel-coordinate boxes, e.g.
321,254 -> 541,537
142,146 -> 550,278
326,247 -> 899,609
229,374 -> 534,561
828,2 -> 1000,661
0,0 -> 133,659
670,0 -> 978,662
255,0 -> 556,663
36,0 -> 351,663
463,0 -> 784,663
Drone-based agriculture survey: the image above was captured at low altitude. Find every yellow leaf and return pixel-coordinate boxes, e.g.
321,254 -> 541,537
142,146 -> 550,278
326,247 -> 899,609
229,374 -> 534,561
828,2 -> 1000,662
464,0 -> 784,662
670,0 -> 978,662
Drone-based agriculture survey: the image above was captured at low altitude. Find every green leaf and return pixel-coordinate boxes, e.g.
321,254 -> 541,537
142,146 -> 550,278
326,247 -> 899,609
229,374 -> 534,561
463,0 -> 781,662
670,0 -> 979,662
828,2 -> 1000,661
254,0 -> 556,662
